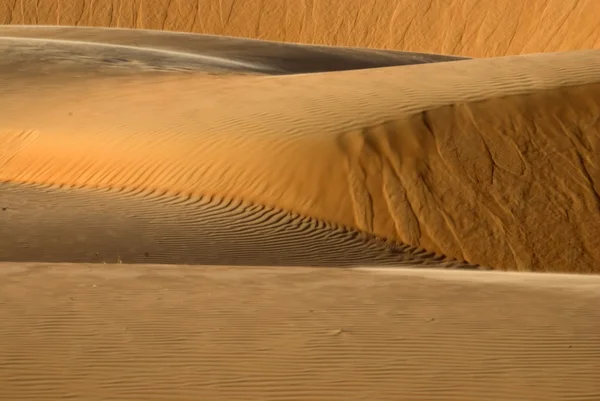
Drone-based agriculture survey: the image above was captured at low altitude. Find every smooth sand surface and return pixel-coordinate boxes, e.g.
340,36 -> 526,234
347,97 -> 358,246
1,263 -> 599,401
1,0 -> 599,56
1,27 -> 600,272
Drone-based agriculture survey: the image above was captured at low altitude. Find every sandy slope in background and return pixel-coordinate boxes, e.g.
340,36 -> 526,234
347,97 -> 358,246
1,0 -> 599,56
0,25 -> 467,75
1,27 -> 600,272
0,263 -> 599,401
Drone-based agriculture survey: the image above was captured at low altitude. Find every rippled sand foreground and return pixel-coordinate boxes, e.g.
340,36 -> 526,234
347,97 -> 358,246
1,263 -> 599,401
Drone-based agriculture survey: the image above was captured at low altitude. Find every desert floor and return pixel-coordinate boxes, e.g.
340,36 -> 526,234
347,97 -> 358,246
1,7 -> 600,400
1,263 -> 600,401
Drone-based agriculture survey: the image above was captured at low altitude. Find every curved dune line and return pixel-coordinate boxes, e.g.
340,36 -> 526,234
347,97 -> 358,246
0,0 -> 599,56
0,36 -> 279,76
0,26 -> 466,75
0,180 -> 476,267
1,40 -> 600,271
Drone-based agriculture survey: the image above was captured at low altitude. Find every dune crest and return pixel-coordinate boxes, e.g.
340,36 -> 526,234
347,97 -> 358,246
0,26 -> 467,75
1,0 -> 599,56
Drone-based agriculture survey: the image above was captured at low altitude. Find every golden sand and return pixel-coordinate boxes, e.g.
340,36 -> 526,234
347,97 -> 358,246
1,15 -> 600,401
1,0 -> 599,56
1,27 -> 600,272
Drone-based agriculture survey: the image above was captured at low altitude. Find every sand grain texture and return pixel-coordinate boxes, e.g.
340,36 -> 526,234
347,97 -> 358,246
1,0 -> 599,56
1,264 -> 599,401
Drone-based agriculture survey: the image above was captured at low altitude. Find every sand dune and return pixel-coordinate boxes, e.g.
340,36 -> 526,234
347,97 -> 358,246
1,263 -> 599,401
2,16 -> 600,401
0,25 -> 466,75
0,28 -> 471,268
1,0 -> 599,56
1,27 -> 600,272
0,181 -> 476,268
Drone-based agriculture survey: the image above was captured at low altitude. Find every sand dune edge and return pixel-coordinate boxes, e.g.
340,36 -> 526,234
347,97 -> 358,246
0,25 -> 466,76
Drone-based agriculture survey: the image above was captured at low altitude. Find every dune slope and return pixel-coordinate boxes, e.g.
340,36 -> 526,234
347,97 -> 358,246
1,0 -> 599,56
0,26 -> 466,75
1,29 -> 600,272
0,30 -> 469,268
0,181 -> 473,268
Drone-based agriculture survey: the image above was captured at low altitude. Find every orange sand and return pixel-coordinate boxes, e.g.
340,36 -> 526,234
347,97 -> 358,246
1,27 -> 600,272
1,12 -> 600,401
1,0 -> 599,56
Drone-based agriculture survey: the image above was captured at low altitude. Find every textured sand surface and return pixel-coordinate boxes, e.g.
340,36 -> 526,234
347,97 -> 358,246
0,25 -> 467,76
1,27 -> 600,272
1,263 -> 599,401
1,0 -> 599,56
1,18 -> 600,401
0,27 -> 474,268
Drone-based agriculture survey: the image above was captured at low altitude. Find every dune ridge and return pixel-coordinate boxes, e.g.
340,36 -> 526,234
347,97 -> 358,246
0,25 -> 467,75
1,0 -> 599,56
1,28 -> 600,272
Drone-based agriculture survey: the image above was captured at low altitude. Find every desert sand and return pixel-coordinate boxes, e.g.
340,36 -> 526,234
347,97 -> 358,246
1,5 -> 600,401
1,26 -> 600,272
1,263 -> 599,401
1,0 -> 599,56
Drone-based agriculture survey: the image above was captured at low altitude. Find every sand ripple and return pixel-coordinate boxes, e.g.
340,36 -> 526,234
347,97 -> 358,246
0,263 -> 599,401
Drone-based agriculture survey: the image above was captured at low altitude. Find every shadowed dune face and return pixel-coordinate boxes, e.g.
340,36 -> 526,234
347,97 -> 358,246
0,0 -> 599,56
0,182 -> 473,268
0,26 -> 467,76
1,29 -> 600,272
0,37 -> 276,76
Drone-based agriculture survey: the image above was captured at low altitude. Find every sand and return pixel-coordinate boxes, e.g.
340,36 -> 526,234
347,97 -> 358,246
1,263 -> 599,401
1,0 -> 599,56
1,20 -> 600,401
1,26 -> 600,272
0,25 -> 467,75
